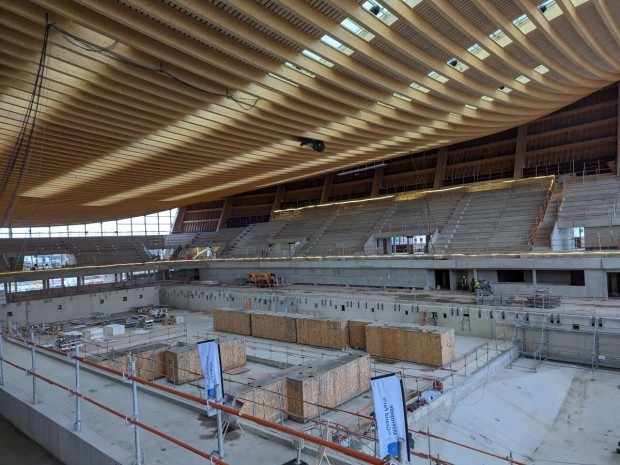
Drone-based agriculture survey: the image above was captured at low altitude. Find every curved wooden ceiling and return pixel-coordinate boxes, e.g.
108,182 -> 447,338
0,0 -> 618,226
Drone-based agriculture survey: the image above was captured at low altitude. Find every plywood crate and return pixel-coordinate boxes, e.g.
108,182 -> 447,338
238,376 -> 288,422
348,320 -> 372,350
250,312 -> 297,342
89,343 -> 170,380
165,338 -> 246,385
286,353 -> 370,422
219,336 -> 247,370
365,323 -> 455,366
213,308 -> 252,335
295,316 -> 349,349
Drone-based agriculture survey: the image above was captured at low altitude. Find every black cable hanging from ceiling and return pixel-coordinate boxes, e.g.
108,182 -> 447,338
48,23 -> 260,111
0,19 -> 52,227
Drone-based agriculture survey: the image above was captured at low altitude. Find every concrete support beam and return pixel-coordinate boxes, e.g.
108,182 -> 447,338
320,173 -> 334,204
371,167 -> 385,197
434,147 -> 448,188
513,124 -> 527,179
271,184 -> 285,214
217,196 -> 233,231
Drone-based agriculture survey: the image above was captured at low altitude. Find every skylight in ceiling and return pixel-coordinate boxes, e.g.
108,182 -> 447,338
302,50 -> 334,68
341,18 -> 375,42
401,0 -> 423,8
512,14 -> 536,34
489,29 -> 513,47
534,64 -> 550,74
499,85 -> 512,93
464,104 -> 477,110
392,92 -> 412,102
377,101 -> 396,109
428,71 -> 449,83
467,44 -> 490,60
285,61 -> 316,78
410,82 -> 430,93
515,75 -> 531,84
362,1 -> 398,26
321,35 -> 354,56
570,0 -> 589,6
539,0 -> 563,20
447,58 -> 469,72
268,73 -> 299,87
481,95 -> 494,102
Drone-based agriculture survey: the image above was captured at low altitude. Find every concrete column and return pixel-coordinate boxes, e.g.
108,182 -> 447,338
513,124 -> 527,179
617,86 -> 620,175
532,269 -> 537,285
434,147 -> 448,188
320,173 -> 334,204
216,196 -> 233,231
271,184 -> 285,214
371,167 -> 385,197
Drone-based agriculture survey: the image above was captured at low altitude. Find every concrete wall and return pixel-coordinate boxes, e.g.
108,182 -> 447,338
160,284 -> 620,369
195,256 -> 620,298
411,346 -> 519,430
0,383 -> 127,465
1,286 -> 159,325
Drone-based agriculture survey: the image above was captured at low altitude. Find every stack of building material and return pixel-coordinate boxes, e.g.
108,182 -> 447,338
295,316 -> 349,349
250,312 -> 297,343
82,327 -> 104,341
103,324 -> 125,337
165,337 -> 246,385
89,343 -> 170,380
213,308 -> 252,335
286,353 -> 370,422
365,322 -> 455,366
348,320 -> 372,350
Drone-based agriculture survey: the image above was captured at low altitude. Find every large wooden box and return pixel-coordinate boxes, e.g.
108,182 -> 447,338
286,353 -> 370,422
89,343 -> 170,381
250,312 -> 297,342
295,316 -> 349,349
213,308 -> 252,335
238,376 -> 288,423
165,337 -> 246,384
365,323 -> 455,366
348,320 -> 372,350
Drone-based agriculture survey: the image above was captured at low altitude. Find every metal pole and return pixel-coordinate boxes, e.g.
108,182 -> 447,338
426,427 -> 432,465
0,323 -> 4,386
216,405 -> 225,458
74,344 -> 83,431
130,358 -> 143,465
30,330 -> 37,404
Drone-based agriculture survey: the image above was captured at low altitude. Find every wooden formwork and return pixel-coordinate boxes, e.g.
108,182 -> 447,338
250,312 -> 297,343
286,353 -> 371,422
237,376 -> 288,423
365,323 -> 455,366
295,316 -> 349,349
213,308 -> 252,335
88,343 -> 170,381
165,337 -> 246,385
219,336 -> 247,371
348,320 -> 372,350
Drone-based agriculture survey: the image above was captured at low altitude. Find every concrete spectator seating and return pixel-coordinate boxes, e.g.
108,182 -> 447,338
435,181 -> 550,253
0,236 -> 166,268
192,229 -> 244,256
164,232 -> 197,248
271,205 -> 338,252
300,199 -> 392,256
380,190 -> 464,237
556,174 -> 620,228
226,220 -> 291,257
